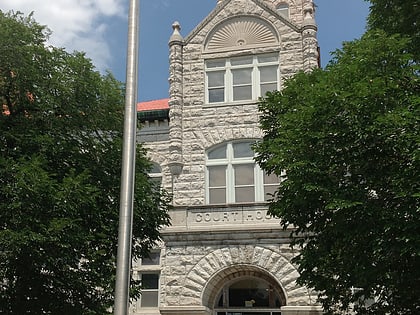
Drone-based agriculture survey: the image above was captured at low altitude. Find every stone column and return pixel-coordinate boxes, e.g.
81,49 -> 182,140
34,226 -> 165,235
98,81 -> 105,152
168,22 -> 184,188
301,0 -> 319,71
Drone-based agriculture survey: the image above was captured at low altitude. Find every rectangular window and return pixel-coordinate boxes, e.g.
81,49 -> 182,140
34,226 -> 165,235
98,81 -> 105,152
232,68 -> 252,100
259,65 -> 278,96
208,165 -> 227,204
208,71 -> 225,103
234,164 -> 255,202
140,273 -> 159,307
135,249 -> 161,310
141,251 -> 160,265
205,54 -> 279,104
263,172 -> 280,201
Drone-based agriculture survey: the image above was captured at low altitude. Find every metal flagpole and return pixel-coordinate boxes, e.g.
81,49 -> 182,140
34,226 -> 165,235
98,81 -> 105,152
113,0 -> 139,314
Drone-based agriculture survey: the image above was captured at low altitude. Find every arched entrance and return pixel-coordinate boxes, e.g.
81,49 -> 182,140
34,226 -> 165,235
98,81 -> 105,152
202,265 -> 286,315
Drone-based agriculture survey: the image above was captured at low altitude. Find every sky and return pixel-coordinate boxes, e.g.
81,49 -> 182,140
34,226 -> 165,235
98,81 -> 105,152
1,0 -> 370,102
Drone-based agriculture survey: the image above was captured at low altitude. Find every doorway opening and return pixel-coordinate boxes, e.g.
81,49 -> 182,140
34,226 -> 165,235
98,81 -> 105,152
213,276 -> 284,315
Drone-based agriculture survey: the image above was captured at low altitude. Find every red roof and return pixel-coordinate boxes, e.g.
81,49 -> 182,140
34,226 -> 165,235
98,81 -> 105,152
137,98 -> 169,112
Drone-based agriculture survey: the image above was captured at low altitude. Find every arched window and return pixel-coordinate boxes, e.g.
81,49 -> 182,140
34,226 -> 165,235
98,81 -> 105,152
206,141 -> 280,204
276,3 -> 289,19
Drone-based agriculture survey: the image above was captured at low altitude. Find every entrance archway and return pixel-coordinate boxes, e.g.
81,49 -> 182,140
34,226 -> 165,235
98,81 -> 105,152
202,265 -> 286,315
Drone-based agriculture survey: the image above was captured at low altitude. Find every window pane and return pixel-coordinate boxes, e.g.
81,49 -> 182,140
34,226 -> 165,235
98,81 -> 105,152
233,142 -> 254,158
233,86 -> 252,100
206,59 -> 225,68
209,166 -> 226,186
142,274 -> 159,289
140,291 -> 158,307
208,145 -> 227,159
149,163 -> 161,174
261,83 -> 278,96
264,173 -> 280,185
209,188 -> 226,204
234,164 -> 254,185
208,71 -> 224,87
232,68 -> 252,85
236,187 -> 255,202
258,53 -> 278,63
142,251 -> 160,265
150,176 -> 162,187
264,185 -> 278,201
260,66 -> 277,82
231,56 -> 252,66
209,88 -> 224,103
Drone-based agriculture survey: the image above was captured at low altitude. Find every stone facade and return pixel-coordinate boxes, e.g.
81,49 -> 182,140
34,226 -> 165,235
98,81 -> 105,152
134,1 -> 322,314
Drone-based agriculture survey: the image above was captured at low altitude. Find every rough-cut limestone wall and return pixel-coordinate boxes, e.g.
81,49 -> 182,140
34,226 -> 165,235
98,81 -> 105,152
140,0 -> 318,205
168,0 -> 315,206
133,1 -> 320,314
139,0 -> 318,206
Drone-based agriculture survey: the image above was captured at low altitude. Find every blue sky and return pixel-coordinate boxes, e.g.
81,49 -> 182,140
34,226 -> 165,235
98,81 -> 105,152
1,0 -> 370,102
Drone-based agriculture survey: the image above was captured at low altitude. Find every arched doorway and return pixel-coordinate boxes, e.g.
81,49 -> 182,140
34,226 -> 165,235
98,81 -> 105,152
203,265 -> 286,315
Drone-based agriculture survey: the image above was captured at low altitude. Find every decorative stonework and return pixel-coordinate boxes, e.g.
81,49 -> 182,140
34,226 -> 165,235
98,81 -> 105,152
132,2 -> 321,314
162,245 -> 315,308
205,16 -> 278,51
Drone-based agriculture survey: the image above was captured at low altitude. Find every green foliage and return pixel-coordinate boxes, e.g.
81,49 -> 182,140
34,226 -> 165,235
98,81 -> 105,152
255,30 -> 419,314
366,0 -> 420,61
0,11 -> 171,314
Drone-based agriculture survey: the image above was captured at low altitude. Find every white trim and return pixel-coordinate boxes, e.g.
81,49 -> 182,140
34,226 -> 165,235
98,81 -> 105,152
205,53 -> 279,104
206,141 -> 279,204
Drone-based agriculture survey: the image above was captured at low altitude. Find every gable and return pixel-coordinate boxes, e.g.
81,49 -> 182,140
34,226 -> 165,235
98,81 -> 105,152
184,0 -> 300,46
205,16 -> 278,52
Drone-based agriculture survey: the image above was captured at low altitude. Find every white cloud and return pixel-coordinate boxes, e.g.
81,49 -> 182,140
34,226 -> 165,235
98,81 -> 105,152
1,0 -> 126,72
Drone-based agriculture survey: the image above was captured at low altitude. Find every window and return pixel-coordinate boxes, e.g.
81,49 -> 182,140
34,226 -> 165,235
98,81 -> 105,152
206,141 -> 280,204
206,54 -> 279,104
141,251 -> 160,266
148,163 -> 162,187
276,3 -> 289,19
137,250 -> 161,308
140,273 -> 159,307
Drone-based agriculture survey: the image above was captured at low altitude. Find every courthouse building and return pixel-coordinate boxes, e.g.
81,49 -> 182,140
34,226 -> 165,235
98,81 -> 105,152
133,1 -> 322,314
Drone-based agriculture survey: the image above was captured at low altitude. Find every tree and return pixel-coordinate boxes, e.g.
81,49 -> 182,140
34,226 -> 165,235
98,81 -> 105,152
366,0 -> 419,61
255,29 -> 419,314
0,11 -> 171,314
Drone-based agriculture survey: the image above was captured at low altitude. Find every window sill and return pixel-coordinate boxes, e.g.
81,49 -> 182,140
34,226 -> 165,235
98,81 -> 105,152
203,100 -> 259,108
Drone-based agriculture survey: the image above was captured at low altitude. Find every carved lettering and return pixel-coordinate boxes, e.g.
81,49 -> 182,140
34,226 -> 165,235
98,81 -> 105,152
193,210 -> 275,224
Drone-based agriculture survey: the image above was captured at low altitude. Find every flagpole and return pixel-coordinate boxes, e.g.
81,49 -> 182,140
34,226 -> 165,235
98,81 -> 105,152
113,0 -> 139,314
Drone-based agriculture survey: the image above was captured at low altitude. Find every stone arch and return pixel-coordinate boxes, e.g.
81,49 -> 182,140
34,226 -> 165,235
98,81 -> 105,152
193,126 -> 263,151
146,151 -> 172,187
182,245 -> 315,308
205,15 -> 279,52
203,264 -> 287,309
146,151 -> 168,168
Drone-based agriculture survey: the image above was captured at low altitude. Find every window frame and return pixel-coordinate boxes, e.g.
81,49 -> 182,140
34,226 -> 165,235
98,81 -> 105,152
139,272 -> 160,308
205,53 -> 279,104
135,250 -> 161,309
148,163 -> 162,187
206,141 -> 280,204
